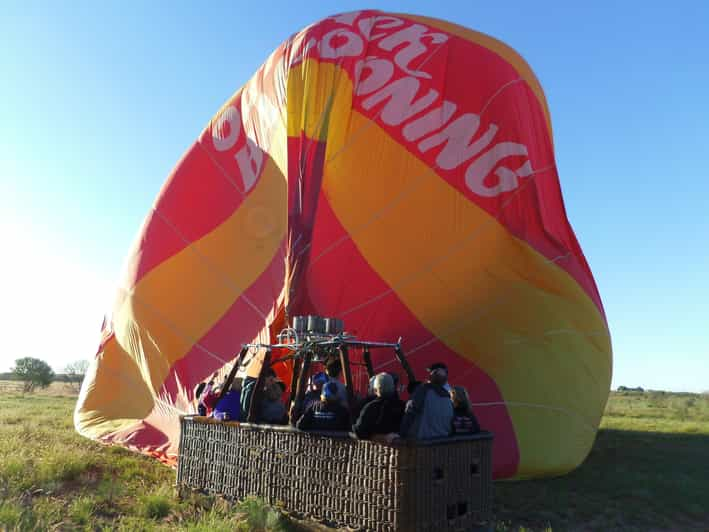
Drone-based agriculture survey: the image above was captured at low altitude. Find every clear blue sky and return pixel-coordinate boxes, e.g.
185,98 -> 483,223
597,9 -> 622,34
1,1 -> 707,392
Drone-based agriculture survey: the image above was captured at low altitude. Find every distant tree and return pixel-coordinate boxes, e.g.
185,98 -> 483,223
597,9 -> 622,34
11,357 -> 55,393
64,360 -> 90,391
617,385 -> 644,393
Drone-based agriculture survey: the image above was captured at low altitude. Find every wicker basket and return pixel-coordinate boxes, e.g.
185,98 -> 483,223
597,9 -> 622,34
177,416 -> 493,531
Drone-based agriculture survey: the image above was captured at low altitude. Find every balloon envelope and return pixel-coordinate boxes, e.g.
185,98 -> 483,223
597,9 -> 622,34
75,10 -> 612,479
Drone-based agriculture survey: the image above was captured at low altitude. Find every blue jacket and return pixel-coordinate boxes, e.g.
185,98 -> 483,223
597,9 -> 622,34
213,390 -> 241,421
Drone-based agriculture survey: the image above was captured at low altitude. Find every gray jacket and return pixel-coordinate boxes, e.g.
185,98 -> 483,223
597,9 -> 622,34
400,383 -> 453,439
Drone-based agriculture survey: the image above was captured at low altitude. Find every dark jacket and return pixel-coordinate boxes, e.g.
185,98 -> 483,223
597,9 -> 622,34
452,406 -> 481,434
400,383 -> 453,439
302,390 -> 321,412
259,398 -> 287,424
239,377 -> 257,421
296,400 -> 351,431
352,397 -> 405,439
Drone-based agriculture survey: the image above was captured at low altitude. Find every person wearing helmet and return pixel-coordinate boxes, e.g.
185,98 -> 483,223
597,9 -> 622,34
295,381 -> 351,431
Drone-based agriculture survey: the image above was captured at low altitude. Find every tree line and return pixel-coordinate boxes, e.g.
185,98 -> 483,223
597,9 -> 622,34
5,357 -> 89,393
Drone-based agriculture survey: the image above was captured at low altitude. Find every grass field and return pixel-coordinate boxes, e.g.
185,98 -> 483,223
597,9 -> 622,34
1,385 -> 708,531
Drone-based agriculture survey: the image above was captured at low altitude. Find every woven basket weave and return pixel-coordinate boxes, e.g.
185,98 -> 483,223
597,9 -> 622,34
177,416 -> 493,531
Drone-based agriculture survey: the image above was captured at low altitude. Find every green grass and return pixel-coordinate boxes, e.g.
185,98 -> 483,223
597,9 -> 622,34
1,387 -> 708,530
0,392 -> 303,531
495,391 -> 709,531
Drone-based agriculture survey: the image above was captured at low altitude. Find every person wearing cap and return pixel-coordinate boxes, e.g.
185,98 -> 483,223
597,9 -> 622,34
296,381 -> 351,431
258,380 -> 287,425
399,362 -> 454,439
352,373 -> 405,440
240,366 -> 278,421
288,371 -> 328,424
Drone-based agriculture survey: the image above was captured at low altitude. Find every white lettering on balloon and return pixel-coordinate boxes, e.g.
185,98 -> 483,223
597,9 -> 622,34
376,24 -> 448,79
319,29 -> 364,59
354,57 -> 394,96
361,76 -> 439,126
212,106 -> 241,152
210,100 -> 267,193
402,100 -> 457,142
330,11 -> 362,26
236,138 -> 264,193
465,142 -> 531,197
327,12 -> 535,198
418,113 -> 499,170
241,11 -> 537,199
356,16 -> 404,40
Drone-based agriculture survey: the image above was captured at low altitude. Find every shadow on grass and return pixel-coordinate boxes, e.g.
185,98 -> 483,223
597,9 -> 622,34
494,429 -> 709,531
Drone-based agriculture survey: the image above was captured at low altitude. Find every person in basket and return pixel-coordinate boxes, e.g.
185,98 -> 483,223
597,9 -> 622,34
352,373 -> 405,441
296,381 -> 351,431
450,386 -> 481,434
399,362 -> 454,439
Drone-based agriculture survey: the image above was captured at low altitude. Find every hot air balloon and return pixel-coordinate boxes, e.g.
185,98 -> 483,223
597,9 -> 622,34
75,10 -> 612,480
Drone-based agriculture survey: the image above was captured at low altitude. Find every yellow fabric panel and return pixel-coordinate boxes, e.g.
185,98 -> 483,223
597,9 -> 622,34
75,337 -> 154,437
504,404 -> 596,479
400,13 -> 553,144
286,59 -> 354,141
268,113 -> 289,180
77,154 -> 287,439
324,110 -> 611,477
120,155 -> 287,394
